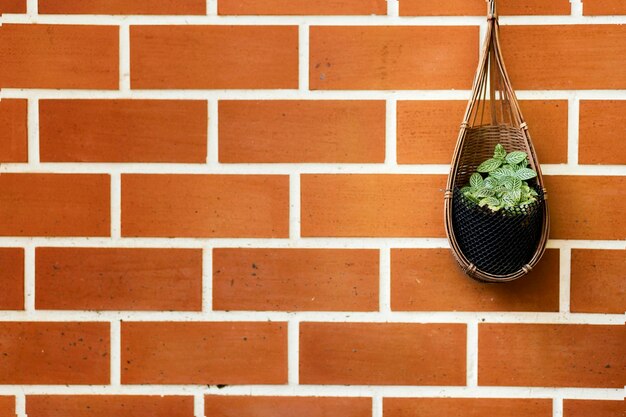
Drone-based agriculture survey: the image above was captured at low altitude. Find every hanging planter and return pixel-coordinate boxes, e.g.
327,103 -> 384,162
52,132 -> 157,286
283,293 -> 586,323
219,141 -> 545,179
444,0 -> 550,283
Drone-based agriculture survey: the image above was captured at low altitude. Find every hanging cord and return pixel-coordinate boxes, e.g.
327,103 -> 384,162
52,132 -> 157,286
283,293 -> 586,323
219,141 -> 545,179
487,0 -> 496,19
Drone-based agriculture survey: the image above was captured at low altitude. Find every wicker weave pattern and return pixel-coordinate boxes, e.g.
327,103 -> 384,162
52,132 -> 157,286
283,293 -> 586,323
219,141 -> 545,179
444,0 -> 550,283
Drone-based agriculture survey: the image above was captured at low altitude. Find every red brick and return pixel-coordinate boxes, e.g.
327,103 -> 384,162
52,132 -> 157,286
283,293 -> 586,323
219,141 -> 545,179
0,396 -> 15,417
579,100 -> 626,165
131,26 -> 298,89
391,248 -> 559,312
205,396 -> 372,417
400,0 -> 570,15
218,100 -> 385,163
219,0 -> 386,15
0,174 -> 110,237
310,26 -> 478,90
0,248 -> 24,310
500,25 -> 626,89
0,99 -> 27,162
301,174 -> 445,237
39,0 -> 205,14
0,24 -> 118,89
583,0 -> 626,15
300,322 -> 466,385
563,400 -> 625,417
544,176 -> 626,240
36,247 -> 202,311
478,324 -> 626,387
213,248 -> 379,311
122,174 -> 288,238
397,100 -> 568,164
0,322 -> 109,384
570,249 -> 625,314
26,395 -> 194,417
40,100 -> 207,163
384,398 -> 552,417
0,0 -> 25,13
121,322 -> 287,384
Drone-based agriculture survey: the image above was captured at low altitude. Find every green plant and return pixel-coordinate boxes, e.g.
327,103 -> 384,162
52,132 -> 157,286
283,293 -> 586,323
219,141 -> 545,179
461,144 -> 538,212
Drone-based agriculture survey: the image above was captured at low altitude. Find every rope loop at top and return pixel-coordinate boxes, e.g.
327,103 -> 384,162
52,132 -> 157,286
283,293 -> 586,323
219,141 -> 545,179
487,0 -> 496,16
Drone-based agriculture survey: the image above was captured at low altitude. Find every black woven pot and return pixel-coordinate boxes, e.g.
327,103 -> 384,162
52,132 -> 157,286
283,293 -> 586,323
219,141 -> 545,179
451,185 -> 545,277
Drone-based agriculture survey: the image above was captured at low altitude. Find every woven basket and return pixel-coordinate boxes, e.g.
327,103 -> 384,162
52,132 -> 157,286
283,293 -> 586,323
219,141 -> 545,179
444,0 -> 550,283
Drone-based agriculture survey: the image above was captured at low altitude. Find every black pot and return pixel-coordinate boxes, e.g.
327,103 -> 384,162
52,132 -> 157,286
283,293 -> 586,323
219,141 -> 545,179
451,185 -> 545,276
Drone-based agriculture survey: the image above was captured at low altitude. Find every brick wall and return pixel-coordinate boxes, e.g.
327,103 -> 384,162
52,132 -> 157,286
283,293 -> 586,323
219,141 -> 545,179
0,1 -> 624,416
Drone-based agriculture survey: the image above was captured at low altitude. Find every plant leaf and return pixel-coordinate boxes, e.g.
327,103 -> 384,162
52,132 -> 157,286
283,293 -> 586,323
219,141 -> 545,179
515,167 -> 538,180
505,151 -> 527,165
491,166 -> 513,179
479,197 -> 500,207
484,177 -> 498,188
470,173 -> 484,188
511,177 -> 522,189
502,190 -> 521,206
475,188 -> 495,198
494,144 -> 507,160
477,158 -> 503,173
500,177 -> 514,189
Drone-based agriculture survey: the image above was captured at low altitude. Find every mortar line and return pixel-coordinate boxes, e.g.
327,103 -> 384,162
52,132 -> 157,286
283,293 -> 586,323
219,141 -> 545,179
467,321 -> 479,387
478,19 -> 487,49
379,248 -> 391,313
27,98 -> 40,164
24,245 -> 35,312
110,173 -> 121,238
387,0 -> 399,17
119,24 -> 131,91
372,395 -> 383,417
385,99 -> 397,165
15,393 -> 26,417
571,0 -> 583,17
289,174 -> 301,239
553,397 -> 564,417
288,320 -> 300,385
559,248 -> 572,313
0,237 -> 622,250
194,393 -> 205,417
202,247 -> 213,313
110,320 -> 121,385
0,310 -> 622,324
3,89 -> 626,101
207,99 -> 218,165
299,25 -> 310,91
0,385 -> 623,399
2,162 -> 624,176
26,0 -> 37,15
207,0 -> 217,15
567,97 -> 580,165
4,13 -> 626,25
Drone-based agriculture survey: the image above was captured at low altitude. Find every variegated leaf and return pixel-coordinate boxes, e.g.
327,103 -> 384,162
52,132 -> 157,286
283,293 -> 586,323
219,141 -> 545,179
505,151 -> 527,165
477,158 -> 503,173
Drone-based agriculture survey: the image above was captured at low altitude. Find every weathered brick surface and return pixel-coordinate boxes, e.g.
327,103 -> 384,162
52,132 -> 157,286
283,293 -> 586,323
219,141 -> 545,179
310,26 -> 478,90
300,322 -> 466,385
479,324 -> 626,387
0,24 -> 118,89
121,322 -> 287,384
26,396 -> 194,417
213,248 -> 379,311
